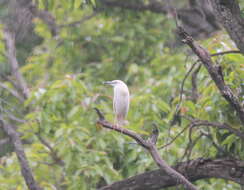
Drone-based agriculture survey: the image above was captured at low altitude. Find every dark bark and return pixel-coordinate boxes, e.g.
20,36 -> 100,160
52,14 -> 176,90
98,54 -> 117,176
99,158 -> 244,190
177,27 -> 244,125
209,0 -> 244,54
0,119 -> 42,190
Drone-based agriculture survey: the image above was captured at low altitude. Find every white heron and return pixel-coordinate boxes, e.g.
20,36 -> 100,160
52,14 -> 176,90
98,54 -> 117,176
104,80 -> 130,126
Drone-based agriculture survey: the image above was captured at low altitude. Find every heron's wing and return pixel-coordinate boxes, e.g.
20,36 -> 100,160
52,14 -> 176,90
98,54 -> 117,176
113,92 -> 129,118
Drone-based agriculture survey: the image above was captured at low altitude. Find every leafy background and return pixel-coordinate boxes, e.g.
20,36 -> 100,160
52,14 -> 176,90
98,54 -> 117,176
0,0 -> 243,189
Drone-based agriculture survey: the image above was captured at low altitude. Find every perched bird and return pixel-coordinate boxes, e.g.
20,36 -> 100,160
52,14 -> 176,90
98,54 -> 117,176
104,80 -> 130,126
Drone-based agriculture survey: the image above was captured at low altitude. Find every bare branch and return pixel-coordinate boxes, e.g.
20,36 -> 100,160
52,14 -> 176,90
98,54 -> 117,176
95,108 -> 198,190
3,28 -> 29,99
177,26 -> 244,125
210,50 -> 241,57
0,117 -> 42,190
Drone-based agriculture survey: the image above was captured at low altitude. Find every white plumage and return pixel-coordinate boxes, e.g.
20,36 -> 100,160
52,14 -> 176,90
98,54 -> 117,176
104,80 -> 130,126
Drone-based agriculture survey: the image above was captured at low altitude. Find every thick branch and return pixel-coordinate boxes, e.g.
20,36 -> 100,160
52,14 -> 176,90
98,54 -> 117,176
178,27 -> 244,125
3,28 -> 29,99
209,0 -> 244,54
95,108 -> 198,190
99,158 -> 244,190
0,118 -> 41,190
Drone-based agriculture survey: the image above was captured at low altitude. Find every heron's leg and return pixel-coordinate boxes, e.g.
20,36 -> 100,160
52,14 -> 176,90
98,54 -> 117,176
116,114 -> 126,135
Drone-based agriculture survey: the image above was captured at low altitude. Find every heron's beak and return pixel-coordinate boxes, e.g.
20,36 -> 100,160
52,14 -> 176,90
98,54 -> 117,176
103,81 -> 113,85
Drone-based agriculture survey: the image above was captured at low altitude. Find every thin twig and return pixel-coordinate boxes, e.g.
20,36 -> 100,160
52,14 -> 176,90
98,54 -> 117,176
159,124 -> 191,149
210,50 -> 241,57
181,133 -> 203,161
59,12 -> 98,28
191,64 -> 201,102
172,61 -> 198,125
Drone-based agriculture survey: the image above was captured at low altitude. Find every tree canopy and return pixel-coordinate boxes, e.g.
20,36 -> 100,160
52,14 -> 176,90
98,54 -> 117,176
0,0 -> 244,190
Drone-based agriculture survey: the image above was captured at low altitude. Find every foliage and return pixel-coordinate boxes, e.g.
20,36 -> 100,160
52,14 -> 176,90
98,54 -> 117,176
0,1 -> 243,190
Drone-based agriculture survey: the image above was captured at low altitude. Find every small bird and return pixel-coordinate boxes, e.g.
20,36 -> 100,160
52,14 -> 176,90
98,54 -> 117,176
104,80 -> 130,126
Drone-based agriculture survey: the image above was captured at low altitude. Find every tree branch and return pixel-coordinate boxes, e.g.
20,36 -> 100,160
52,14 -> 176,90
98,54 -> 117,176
0,117 -> 42,190
95,108 -> 198,190
177,26 -> 244,125
209,0 -> 244,54
99,158 -> 244,190
3,28 -> 29,99
36,123 -> 64,166
191,64 -> 201,102
210,50 -> 241,57
186,117 -> 244,140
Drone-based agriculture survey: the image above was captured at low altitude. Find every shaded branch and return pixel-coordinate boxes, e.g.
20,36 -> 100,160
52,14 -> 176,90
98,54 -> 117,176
3,28 -> 29,99
0,117 -> 41,190
99,158 -> 244,190
177,26 -> 244,125
95,108 -> 198,190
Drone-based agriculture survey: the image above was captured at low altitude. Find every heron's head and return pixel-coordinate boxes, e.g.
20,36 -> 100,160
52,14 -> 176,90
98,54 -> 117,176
103,80 -> 125,87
